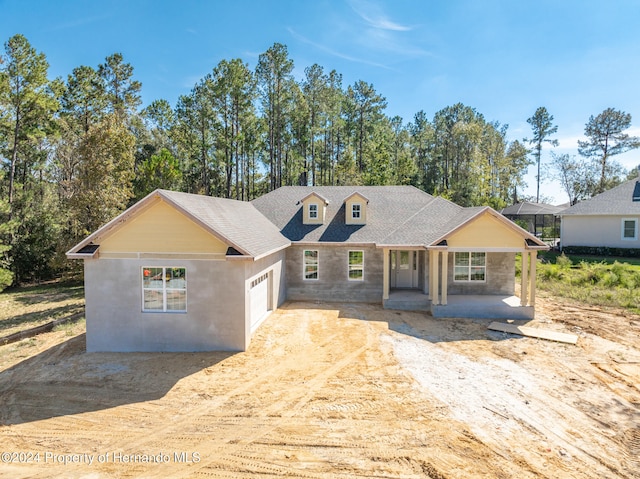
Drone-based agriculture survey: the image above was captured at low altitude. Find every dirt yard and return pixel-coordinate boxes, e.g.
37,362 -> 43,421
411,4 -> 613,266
0,292 -> 639,478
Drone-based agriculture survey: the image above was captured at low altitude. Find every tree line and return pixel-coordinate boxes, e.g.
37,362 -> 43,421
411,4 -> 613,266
0,34 -> 638,288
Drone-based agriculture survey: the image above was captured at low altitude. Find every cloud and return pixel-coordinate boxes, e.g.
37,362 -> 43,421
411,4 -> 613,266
348,0 -> 413,31
287,28 -> 394,70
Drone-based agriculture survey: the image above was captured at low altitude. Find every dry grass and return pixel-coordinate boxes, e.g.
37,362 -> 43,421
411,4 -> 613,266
0,281 -> 84,338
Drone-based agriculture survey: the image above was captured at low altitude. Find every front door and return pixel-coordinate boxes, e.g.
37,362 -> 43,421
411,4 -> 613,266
395,250 -> 415,288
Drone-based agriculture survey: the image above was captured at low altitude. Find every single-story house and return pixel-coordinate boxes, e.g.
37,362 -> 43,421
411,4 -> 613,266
558,175 -> 640,252
67,186 -> 548,352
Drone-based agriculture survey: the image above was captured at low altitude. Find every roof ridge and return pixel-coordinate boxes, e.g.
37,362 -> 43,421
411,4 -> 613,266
379,196 -> 442,244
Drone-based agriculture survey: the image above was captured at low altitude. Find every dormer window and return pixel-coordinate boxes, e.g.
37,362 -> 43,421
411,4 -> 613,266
344,192 -> 368,225
301,192 -> 329,224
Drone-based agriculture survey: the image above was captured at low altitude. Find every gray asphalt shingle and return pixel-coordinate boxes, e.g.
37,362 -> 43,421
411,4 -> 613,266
559,178 -> 640,216
251,185 -> 467,247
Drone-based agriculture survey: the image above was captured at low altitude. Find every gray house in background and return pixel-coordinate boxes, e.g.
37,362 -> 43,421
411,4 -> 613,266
559,176 -> 640,252
68,186 -> 548,352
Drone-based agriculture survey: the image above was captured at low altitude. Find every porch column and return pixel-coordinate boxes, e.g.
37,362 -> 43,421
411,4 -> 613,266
382,248 -> 390,300
529,250 -> 537,306
422,250 -> 428,294
520,251 -> 529,307
430,250 -> 439,305
440,251 -> 448,306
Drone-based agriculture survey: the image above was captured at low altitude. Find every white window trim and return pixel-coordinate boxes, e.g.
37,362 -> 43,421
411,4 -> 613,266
453,252 -> 486,283
303,250 -> 319,281
142,267 -> 187,313
621,218 -> 638,240
352,203 -> 361,219
309,203 -> 318,219
348,250 -> 364,281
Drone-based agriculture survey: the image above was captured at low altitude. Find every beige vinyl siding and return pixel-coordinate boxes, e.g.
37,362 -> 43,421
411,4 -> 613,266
302,194 -> 326,224
100,199 -> 229,254
345,194 -> 367,225
447,212 -> 524,249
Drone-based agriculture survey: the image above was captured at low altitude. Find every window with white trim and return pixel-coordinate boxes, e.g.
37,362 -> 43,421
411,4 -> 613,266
309,203 -> 318,219
622,218 -> 637,240
348,250 -> 364,281
142,267 -> 187,312
352,203 -> 361,219
303,250 -> 319,280
454,252 -> 486,282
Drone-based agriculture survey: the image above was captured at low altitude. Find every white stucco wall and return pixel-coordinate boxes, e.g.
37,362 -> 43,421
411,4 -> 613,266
561,215 -> 640,249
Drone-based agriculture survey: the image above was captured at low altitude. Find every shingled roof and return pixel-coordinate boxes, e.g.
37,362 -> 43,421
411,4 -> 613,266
558,178 -> 640,216
251,185 -> 468,246
68,189 -> 290,259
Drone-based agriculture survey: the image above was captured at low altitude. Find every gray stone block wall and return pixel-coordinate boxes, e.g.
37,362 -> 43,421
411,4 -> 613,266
447,252 -> 515,295
285,244 -> 383,303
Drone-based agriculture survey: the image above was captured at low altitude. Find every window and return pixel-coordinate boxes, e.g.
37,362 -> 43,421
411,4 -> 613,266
303,250 -> 319,280
454,252 -> 486,282
309,203 -> 318,219
142,267 -> 187,312
622,219 -> 637,240
348,250 -> 364,281
352,203 -> 361,219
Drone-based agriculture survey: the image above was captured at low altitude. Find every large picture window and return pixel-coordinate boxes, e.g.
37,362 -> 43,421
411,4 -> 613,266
142,267 -> 187,312
303,250 -> 319,280
622,218 -> 637,240
348,250 -> 364,281
454,252 -> 486,282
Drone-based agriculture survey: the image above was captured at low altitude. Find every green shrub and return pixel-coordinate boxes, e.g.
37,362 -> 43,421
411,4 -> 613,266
556,253 -> 572,269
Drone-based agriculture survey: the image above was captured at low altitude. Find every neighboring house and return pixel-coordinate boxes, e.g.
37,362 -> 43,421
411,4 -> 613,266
558,176 -> 640,252
67,186 -> 548,352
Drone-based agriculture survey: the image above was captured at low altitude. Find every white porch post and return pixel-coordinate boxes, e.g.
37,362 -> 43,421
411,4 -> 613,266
521,251 -> 529,307
382,248 -> 390,301
440,251 -> 448,306
423,250 -> 428,294
529,250 -> 537,307
430,250 -> 439,305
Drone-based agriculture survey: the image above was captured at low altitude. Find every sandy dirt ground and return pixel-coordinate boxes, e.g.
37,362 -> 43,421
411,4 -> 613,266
0,292 -> 639,478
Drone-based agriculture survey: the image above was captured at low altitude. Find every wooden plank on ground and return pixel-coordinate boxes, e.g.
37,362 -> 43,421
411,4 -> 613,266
488,321 -> 578,345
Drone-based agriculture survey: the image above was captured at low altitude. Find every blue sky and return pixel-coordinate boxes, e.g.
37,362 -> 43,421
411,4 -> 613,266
2,0 -> 640,203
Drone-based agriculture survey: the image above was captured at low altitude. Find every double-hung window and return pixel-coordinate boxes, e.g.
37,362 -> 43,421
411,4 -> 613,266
142,267 -> 187,312
352,204 -> 361,219
348,250 -> 364,281
309,204 -> 318,219
622,219 -> 637,240
303,250 -> 319,280
454,252 -> 486,282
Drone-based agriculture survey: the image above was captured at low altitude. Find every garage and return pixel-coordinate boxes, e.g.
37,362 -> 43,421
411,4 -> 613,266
250,272 -> 270,332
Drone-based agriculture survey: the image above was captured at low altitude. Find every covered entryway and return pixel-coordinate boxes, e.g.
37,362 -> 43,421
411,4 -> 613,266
250,272 -> 271,332
390,250 -> 419,289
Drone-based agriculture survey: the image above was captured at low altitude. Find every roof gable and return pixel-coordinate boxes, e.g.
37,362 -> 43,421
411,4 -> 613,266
99,198 -> 229,254
67,190 -> 290,260
430,207 -> 547,249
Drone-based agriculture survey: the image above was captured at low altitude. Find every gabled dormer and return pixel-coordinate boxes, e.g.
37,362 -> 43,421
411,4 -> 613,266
301,192 -> 329,225
344,192 -> 369,225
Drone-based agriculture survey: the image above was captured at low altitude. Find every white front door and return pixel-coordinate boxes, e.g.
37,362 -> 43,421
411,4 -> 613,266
396,251 -> 415,288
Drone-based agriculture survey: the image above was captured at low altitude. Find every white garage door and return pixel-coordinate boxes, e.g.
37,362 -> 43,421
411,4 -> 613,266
250,273 -> 270,331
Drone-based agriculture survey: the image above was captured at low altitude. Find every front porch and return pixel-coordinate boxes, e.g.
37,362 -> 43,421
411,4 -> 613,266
381,246 -> 541,320
383,289 -> 535,320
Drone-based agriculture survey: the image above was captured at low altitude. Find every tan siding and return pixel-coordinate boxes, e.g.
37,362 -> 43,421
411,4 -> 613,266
99,199 -> 229,254
302,195 -> 326,224
345,195 -> 367,225
447,212 -> 524,248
